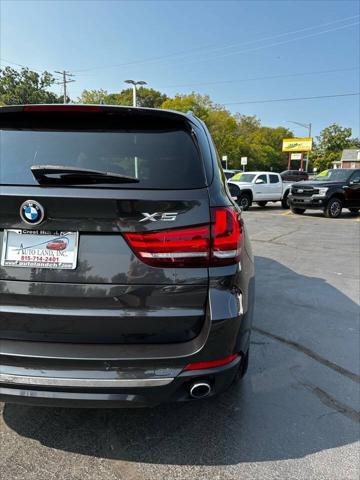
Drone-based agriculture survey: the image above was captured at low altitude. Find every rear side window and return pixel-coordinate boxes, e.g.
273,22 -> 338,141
269,174 -> 279,183
0,115 -> 206,189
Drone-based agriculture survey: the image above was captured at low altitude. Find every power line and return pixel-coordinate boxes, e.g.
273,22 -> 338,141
157,66 -> 359,89
54,70 -> 75,103
71,15 -> 360,73
1,15 -> 358,76
222,92 -> 360,106
178,21 -> 359,68
0,57 -> 43,73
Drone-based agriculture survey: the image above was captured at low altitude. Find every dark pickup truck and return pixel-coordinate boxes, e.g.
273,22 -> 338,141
288,168 -> 360,218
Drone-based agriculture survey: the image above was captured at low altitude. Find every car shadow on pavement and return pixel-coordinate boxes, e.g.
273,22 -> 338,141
3,256 -> 359,466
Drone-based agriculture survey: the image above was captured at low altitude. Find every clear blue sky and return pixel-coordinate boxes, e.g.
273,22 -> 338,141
1,0 -> 359,137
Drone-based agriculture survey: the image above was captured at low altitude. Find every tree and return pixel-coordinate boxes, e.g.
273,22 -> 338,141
206,109 -> 240,164
248,126 -> 293,171
79,87 -> 168,108
310,124 -> 359,170
78,89 -> 109,104
161,92 -> 217,122
0,66 -> 61,105
236,114 -> 261,139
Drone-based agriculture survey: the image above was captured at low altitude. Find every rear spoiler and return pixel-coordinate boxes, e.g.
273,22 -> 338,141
0,104 -> 200,127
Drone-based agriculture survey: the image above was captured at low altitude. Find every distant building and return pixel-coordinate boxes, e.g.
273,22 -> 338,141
340,149 -> 360,168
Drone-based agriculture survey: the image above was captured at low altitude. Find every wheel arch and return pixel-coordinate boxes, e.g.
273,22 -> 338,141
240,189 -> 253,201
282,187 -> 290,198
327,191 -> 346,204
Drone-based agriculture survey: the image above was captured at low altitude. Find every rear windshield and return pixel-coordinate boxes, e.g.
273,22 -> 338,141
0,125 -> 205,189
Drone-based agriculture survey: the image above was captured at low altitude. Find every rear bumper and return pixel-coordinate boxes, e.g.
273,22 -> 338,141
0,356 -> 241,408
288,194 -> 328,209
0,255 -> 255,407
0,295 -> 252,407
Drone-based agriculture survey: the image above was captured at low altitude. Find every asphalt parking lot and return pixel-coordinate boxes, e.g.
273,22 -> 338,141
0,204 -> 359,480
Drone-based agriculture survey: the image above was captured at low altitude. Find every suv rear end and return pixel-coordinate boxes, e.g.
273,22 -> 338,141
0,105 -> 255,407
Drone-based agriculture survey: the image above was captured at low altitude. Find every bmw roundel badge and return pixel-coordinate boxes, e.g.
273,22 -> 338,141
20,200 -> 45,226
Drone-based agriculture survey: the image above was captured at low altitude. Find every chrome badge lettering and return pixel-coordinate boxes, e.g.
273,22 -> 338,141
139,212 -> 178,222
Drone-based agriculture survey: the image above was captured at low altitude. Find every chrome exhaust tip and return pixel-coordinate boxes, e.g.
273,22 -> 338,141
189,382 -> 211,399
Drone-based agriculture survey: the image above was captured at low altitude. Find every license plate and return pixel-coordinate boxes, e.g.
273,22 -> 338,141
1,230 -> 79,270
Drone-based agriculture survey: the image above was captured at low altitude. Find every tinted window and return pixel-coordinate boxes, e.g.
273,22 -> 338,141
269,174 -> 279,183
314,169 -> 352,182
224,171 -> 235,179
257,174 -> 268,183
350,170 -> 360,182
0,128 -> 205,189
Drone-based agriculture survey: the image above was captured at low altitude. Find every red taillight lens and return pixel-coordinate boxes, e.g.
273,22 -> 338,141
211,207 -> 242,266
23,105 -> 103,112
124,225 -> 210,268
183,353 -> 239,371
123,207 -> 242,268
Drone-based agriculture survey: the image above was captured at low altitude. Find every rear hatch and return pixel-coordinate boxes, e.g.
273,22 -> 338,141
0,106 -> 211,344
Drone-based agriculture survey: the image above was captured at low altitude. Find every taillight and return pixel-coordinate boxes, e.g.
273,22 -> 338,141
124,225 -> 210,268
123,206 -> 242,268
23,105 -> 103,112
210,207 -> 242,266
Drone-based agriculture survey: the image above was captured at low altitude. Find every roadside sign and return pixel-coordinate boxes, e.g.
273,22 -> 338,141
282,137 -> 312,152
222,155 -> 228,169
241,157 -> 248,166
290,153 -> 302,160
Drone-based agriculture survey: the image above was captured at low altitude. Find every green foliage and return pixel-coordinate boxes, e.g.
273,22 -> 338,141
161,92 -> 216,121
79,87 -> 167,108
161,95 -> 293,171
248,126 -> 292,171
310,124 -> 359,170
236,114 -> 261,138
79,89 -> 109,104
0,66 -> 61,105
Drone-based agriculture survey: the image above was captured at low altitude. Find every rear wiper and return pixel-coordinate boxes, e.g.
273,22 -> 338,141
31,165 -> 140,185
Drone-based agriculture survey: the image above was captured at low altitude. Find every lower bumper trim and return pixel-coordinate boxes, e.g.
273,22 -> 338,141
0,373 -> 174,388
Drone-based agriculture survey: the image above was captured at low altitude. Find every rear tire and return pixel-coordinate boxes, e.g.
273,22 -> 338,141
290,207 -> 305,215
324,197 -> 343,218
257,201 -> 267,207
239,194 -> 252,211
349,208 -> 359,215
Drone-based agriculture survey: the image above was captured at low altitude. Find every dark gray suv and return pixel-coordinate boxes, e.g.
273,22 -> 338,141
0,105 -> 255,407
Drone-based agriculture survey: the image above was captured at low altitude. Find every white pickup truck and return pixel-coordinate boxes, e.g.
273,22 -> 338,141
227,171 -> 292,210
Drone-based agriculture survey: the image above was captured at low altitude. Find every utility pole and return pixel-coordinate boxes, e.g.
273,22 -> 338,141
55,70 -> 75,103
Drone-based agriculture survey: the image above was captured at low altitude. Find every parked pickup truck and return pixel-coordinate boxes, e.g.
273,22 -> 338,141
227,171 -> 292,210
288,168 -> 360,218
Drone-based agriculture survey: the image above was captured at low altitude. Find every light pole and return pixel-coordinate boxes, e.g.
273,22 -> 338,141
287,120 -> 312,172
124,80 -> 147,107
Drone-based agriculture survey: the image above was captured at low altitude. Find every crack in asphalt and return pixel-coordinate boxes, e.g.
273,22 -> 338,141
266,228 -> 301,243
251,239 -> 287,246
290,367 -> 360,423
253,326 -> 360,384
